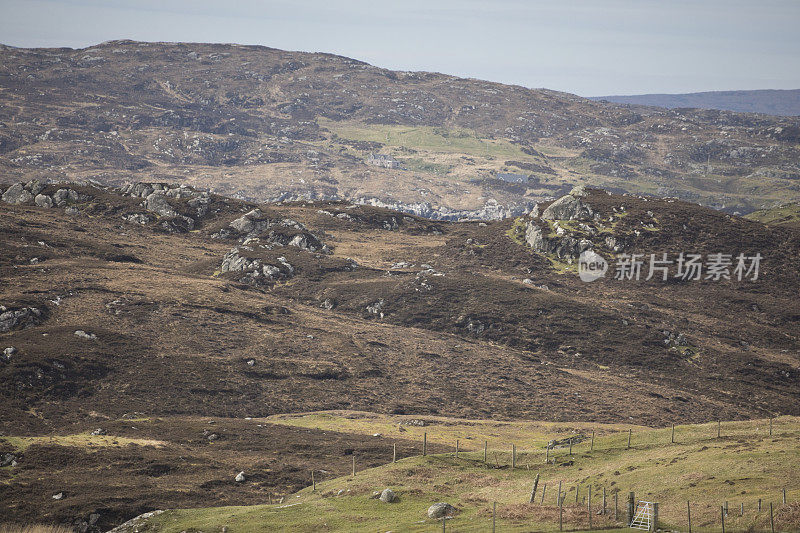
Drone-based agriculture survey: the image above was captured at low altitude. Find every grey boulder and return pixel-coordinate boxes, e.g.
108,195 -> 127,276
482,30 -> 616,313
379,488 -> 396,503
34,194 -> 53,208
2,183 -> 33,205
427,502 -> 456,519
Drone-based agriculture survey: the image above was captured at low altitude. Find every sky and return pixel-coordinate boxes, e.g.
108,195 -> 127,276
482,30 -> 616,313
1,0 -> 799,97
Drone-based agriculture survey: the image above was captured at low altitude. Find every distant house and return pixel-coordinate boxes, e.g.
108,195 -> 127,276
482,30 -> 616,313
366,153 -> 401,169
496,172 -> 529,184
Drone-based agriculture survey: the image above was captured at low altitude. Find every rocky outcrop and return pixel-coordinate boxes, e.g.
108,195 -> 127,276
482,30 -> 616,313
0,306 -> 44,333
541,186 -> 594,221
34,193 -> 53,208
53,188 -> 91,207
219,247 -> 291,286
2,183 -> 33,205
525,224 -> 593,261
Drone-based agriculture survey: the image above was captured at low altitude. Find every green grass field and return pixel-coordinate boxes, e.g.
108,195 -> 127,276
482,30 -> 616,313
745,202 -> 800,228
138,413 -> 800,532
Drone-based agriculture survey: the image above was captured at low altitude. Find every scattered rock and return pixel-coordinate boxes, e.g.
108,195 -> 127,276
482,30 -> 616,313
0,306 -> 43,333
144,192 -> 178,218
106,510 -> 164,533
427,502 -> 456,519
541,190 -> 594,221
90,428 -> 106,436
246,359 -> 255,366
52,492 -> 64,500
2,183 -> 33,205
74,330 -> 97,340
2,346 -> 16,361
0,453 -> 16,467
379,488 -> 396,503
25,179 -> 45,196
235,471 -> 245,482
34,194 -> 53,208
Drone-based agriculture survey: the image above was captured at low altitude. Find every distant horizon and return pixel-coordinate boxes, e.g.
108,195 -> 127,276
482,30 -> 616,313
1,0 -> 799,97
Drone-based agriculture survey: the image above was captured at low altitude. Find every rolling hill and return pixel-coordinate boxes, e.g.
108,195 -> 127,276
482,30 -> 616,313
591,89 -> 800,117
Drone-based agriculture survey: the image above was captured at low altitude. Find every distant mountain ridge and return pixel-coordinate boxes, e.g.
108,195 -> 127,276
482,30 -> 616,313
591,89 -> 800,116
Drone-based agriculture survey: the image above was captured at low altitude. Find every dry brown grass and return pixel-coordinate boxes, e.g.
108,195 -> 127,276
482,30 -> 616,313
0,525 -> 73,533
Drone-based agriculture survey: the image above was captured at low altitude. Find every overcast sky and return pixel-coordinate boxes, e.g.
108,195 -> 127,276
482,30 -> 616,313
1,0 -> 799,96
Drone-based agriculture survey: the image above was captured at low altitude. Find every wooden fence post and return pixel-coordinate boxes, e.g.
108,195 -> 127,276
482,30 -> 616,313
671,423 -> 675,443
393,443 -> 397,463
627,492 -> 635,525
575,485 -> 579,504
559,490 -> 563,531
484,440 -> 487,463
721,505 -> 726,533
615,492 -> 619,521
492,501 -> 496,533
687,500 -> 692,533
770,502 -> 775,533
718,419 -> 721,438
455,439 -> 459,459
652,502 -> 658,532
545,443 -> 549,463
740,502 -> 744,516
627,429 -> 632,449
557,480 -> 562,505
512,444 -> 516,469
423,432 -> 427,456
352,455 -> 355,477
759,498 -> 762,511
783,488 -> 787,505
541,482 -> 547,504
588,487 -> 592,530
529,473 -> 540,504
591,429 -> 595,452
311,470 -> 315,491
569,437 -> 573,455
442,516 -> 446,533
602,486 -> 606,515
724,500 -> 728,516
769,417 -> 773,436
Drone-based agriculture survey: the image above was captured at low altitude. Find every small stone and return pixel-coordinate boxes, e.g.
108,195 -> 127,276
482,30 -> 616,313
74,330 -> 97,340
246,359 -> 255,366
379,488 -> 396,503
34,194 -> 53,208
52,492 -> 64,500
90,428 -> 106,436
235,471 -> 245,482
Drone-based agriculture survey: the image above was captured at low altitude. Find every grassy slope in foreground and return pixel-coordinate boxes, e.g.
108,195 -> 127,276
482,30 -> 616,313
142,414 -> 800,532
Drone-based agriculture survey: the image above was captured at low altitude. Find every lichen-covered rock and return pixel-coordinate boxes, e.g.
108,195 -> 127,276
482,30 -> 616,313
25,179 -> 45,196
541,193 -> 593,221
2,183 -> 33,205
144,192 -> 178,218
0,306 -> 43,333
34,194 -> 53,208
427,502 -> 456,519
379,488 -> 396,503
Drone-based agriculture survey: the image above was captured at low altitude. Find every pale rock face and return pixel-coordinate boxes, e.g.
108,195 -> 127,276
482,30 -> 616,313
2,183 -> 33,205
427,502 -> 456,519
34,194 -> 53,208
541,193 -> 593,221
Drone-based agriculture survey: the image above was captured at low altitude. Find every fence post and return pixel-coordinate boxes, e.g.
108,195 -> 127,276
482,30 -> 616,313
484,441 -> 487,464
783,488 -> 787,505
512,444 -> 516,469
393,443 -> 397,463
569,437 -> 573,455
541,482 -> 547,504
557,480 -> 562,506
627,492 -> 635,525
545,443 -> 550,463
576,485 -> 579,504
724,500 -> 728,516
769,417 -> 773,436
615,492 -> 619,521
671,423 -> 675,443
770,502 -> 775,533
652,502 -> 658,532
352,455 -> 355,477
687,500 -> 692,533
718,419 -> 721,438
529,473 -> 540,504
588,487 -> 592,530
442,516 -> 446,533
627,428 -> 632,449
312,470 -> 315,491
492,501 -> 496,533
591,429 -> 595,452
740,502 -> 744,517
455,439 -> 459,459
559,490 -> 563,531
602,486 -> 606,515
423,432 -> 427,456
721,505 -> 726,533
759,498 -> 762,512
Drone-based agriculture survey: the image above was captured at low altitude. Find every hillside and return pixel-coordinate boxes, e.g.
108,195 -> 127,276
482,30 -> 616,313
591,89 -> 800,117
1,40 -> 800,218
1,180 -> 799,529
